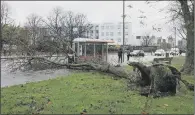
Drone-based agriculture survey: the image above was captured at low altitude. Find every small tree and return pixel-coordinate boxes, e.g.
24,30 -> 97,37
140,33 -> 155,47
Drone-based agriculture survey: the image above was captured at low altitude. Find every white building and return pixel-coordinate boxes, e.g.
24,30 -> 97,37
98,22 -> 132,45
85,24 -> 99,39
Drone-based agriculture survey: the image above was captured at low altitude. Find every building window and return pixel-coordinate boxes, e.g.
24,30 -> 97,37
106,32 -> 109,36
125,32 -> 128,35
101,32 -> 104,36
118,32 -> 121,36
110,32 -> 113,36
118,38 -> 121,42
110,26 -> 114,29
106,26 -> 109,29
101,26 -> 104,29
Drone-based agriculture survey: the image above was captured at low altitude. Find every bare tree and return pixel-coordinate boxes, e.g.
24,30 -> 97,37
1,2 -> 14,53
168,0 -> 194,74
145,1 -> 194,74
1,2 -> 13,29
64,11 -> 92,47
140,33 -> 155,47
24,13 -> 43,55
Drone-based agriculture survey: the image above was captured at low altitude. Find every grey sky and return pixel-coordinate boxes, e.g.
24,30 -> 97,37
5,1 -> 180,41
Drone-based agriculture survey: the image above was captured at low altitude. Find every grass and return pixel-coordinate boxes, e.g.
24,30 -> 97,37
1,56 -> 194,114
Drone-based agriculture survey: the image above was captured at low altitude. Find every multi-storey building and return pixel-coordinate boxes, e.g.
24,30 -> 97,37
168,36 -> 174,47
178,39 -> 186,50
85,24 -> 99,39
98,22 -> 132,45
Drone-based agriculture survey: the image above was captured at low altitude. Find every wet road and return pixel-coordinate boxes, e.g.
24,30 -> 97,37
1,60 -> 72,87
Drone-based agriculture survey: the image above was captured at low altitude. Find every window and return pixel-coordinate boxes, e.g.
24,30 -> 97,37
106,32 -> 109,36
110,32 -> 113,36
106,26 -> 109,29
118,38 -> 121,42
118,32 -> 121,36
110,26 -> 114,29
101,26 -> 104,29
125,32 -> 128,35
101,32 -> 104,36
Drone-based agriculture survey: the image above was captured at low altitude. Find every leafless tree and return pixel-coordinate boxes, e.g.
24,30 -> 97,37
140,33 -> 155,47
168,1 -> 194,74
1,2 -> 14,53
1,2 -> 13,29
64,11 -> 92,47
24,13 -> 43,55
145,0 -> 194,74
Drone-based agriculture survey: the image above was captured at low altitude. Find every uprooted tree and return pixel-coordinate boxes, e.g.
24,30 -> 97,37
7,55 -> 193,98
1,2 -> 193,98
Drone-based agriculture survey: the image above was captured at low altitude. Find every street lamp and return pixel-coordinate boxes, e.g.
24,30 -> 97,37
122,0 -> 125,63
174,27 -> 176,56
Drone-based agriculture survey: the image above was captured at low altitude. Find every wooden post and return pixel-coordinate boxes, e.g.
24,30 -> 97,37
84,42 -> 86,57
94,43 -> 96,57
73,43 -> 76,62
77,42 -> 79,57
106,43 -> 108,62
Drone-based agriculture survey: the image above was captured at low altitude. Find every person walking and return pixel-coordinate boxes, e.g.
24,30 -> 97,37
179,49 -> 182,55
118,48 -> 123,63
127,49 -> 130,61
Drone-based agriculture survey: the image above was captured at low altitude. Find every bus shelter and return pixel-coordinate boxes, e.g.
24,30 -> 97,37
73,38 -> 115,63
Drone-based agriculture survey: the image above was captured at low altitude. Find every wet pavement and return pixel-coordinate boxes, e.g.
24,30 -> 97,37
1,60 -> 72,87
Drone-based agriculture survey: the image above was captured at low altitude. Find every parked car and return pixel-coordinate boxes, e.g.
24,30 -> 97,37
154,49 -> 165,56
170,48 -> 179,55
130,50 -> 145,57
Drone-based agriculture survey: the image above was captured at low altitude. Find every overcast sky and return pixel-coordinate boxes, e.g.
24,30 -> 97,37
5,1 -> 180,41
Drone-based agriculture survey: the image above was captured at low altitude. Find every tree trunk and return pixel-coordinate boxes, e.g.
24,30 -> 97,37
178,0 -> 194,74
182,30 -> 194,74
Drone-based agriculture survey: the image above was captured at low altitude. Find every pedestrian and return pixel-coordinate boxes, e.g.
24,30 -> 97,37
118,48 -> 123,63
179,49 -> 182,55
127,49 -> 130,61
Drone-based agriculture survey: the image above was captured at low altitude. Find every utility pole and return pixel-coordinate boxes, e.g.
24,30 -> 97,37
174,27 -> 176,56
122,0 -> 125,62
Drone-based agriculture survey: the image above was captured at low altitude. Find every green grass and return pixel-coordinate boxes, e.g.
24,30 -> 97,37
1,56 -> 194,114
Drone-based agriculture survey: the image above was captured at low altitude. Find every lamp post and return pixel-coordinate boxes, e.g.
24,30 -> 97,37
174,27 -> 176,56
122,0 -> 125,62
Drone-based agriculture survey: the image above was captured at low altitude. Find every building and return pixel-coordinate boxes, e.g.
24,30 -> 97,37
156,37 -> 162,46
98,22 -> 132,45
168,36 -> 174,47
178,39 -> 187,50
85,24 -> 99,39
